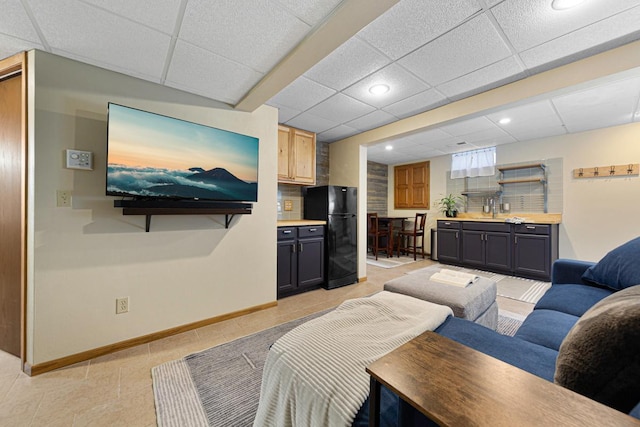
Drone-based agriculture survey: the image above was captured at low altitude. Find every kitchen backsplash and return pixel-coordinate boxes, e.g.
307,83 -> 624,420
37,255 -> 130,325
445,158 -> 563,214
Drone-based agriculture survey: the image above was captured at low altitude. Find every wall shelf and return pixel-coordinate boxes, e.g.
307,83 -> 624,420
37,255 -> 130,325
114,200 -> 252,232
498,163 -> 547,213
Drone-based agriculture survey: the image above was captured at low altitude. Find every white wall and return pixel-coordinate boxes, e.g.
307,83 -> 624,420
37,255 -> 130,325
27,51 -> 278,365
387,122 -> 640,262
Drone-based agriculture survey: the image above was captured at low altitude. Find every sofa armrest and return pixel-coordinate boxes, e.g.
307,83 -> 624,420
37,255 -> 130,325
552,258 -> 596,285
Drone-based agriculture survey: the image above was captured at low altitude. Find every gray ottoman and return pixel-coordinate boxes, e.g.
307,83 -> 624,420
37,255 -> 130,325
384,266 -> 498,330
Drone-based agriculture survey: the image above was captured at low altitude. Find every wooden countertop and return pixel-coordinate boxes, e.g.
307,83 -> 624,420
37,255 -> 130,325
277,220 -> 326,227
437,212 -> 562,224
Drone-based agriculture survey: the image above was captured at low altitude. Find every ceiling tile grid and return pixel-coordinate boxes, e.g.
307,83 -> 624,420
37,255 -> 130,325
342,63 -> 430,108
303,36 -> 392,91
179,0 -> 311,75
518,4 -> 640,69
490,0 -> 640,52
79,0 -> 182,33
397,14 -> 513,87
166,40 -> 264,104
356,0 -> 483,60
2,0 -> 640,165
1,0 -> 41,44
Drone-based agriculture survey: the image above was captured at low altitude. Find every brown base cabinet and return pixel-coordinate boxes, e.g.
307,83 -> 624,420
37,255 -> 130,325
437,220 -> 558,281
277,226 -> 325,298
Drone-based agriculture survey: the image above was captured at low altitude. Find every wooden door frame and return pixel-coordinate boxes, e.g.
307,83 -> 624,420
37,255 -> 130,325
0,52 -> 28,368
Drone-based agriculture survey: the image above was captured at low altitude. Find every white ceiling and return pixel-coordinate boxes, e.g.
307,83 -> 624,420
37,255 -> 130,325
2,0 -> 640,164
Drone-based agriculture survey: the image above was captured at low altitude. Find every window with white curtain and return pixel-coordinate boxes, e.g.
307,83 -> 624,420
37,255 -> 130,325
450,147 -> 496,179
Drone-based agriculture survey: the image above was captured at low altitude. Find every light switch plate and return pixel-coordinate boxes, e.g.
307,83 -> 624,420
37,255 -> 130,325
66,149 -> 93,170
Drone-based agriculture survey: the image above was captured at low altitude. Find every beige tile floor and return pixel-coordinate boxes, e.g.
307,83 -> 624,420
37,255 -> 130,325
0,259 -> 534,426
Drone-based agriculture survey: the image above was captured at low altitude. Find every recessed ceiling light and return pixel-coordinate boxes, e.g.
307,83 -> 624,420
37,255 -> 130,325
499,118 -> 511,125
551,0 -> 585,10
385,145 -> 393,151
369,84 -> 390,95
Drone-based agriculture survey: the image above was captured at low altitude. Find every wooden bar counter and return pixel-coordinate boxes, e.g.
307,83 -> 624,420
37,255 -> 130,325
366,331 -> 640,427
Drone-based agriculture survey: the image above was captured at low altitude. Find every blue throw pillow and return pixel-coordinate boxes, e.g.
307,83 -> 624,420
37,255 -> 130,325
582,237 -> 640,291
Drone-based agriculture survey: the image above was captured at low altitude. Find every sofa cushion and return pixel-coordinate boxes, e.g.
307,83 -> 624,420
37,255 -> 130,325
514,309 -> 580,351
435,316 -> 558,381
554,285 -> 640,413
534,284 -> 613,317
581,236 -> 640,291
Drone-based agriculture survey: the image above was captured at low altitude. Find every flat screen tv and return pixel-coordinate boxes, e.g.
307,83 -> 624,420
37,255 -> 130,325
106,103 -> 259,202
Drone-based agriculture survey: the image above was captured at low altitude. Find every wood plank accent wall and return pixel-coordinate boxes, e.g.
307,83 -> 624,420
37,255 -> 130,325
367,161 -> 388,215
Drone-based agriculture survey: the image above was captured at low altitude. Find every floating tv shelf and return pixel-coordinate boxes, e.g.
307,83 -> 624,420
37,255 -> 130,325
114,200 -> 252,232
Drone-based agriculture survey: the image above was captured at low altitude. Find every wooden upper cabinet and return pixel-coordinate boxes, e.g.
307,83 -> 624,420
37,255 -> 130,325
278,125 -> 316,185
394,161 -> 430,209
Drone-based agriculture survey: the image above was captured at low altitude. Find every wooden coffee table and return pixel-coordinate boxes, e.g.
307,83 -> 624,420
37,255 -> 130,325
366,331 -> 640,427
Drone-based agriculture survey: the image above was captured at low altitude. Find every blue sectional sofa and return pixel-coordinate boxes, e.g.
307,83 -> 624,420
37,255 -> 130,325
354,237 -> 640,426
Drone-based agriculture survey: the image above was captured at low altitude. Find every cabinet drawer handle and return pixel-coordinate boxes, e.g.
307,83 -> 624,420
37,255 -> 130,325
444,222 -> 451,225
283,230 -> 292,234
299,243 -> 303,252
526,226 -> 536,230
309,228 -> 317,232
455,231 -> 459,239
292,243 -> 296,253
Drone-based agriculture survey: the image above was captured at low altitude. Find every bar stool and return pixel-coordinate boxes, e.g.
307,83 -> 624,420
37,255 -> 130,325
367,213 -> 392,260
397,213 -> 426,260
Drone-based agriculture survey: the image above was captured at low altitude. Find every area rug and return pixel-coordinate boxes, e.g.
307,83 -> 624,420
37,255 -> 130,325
408,264 -> 551,304
366,254 -> 417,268
152,309 -> 522,427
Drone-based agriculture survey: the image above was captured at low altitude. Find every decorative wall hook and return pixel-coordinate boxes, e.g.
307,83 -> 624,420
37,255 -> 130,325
573,163 -> 639,179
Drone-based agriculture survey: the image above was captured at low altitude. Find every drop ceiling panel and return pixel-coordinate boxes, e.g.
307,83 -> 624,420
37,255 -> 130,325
487,100 -> 563,130
552,76 -> 640,133
306,93 -> 376,123
357,0 -> 482,60
166,40 -> 263,104
398,14 -> 512,86
284,111 -> 338,134
0,33 -> 43,60
273,0 -> 343,26
491,0 -> 640,51
439,116 -> 501,137
345,109 -> 398,131
269,103 -> 301,123
304,37 -> 391,91
317,124 -> 360,142
29,0 -> 171,79
342,63 -> 430,108
80,0 -> 182,33
519,5 -> 640,69
268,77 -> 335,111
382,89 -> 448,119
436,56 -> 525,99
507,126 -> 567,142
1,0 -> 41,43
179,0 -> 310,74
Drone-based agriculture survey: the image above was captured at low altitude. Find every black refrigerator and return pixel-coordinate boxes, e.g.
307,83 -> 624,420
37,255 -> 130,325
304,185 -> 358,289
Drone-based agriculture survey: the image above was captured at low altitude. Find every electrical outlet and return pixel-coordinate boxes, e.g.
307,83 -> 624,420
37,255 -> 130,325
284,200 -> 293,211
116,297 -> 129,314
56,190 -> 72,207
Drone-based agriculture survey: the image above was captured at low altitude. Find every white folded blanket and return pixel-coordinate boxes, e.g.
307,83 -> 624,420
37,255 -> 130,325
253,291 -> 453,427
430,268 -> 479,287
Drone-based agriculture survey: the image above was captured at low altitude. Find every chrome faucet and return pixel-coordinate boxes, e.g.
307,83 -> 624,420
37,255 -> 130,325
489,198 -> 497,218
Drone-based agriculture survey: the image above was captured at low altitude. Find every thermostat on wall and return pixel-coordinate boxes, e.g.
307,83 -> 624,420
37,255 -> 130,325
65,149 -> 93,170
